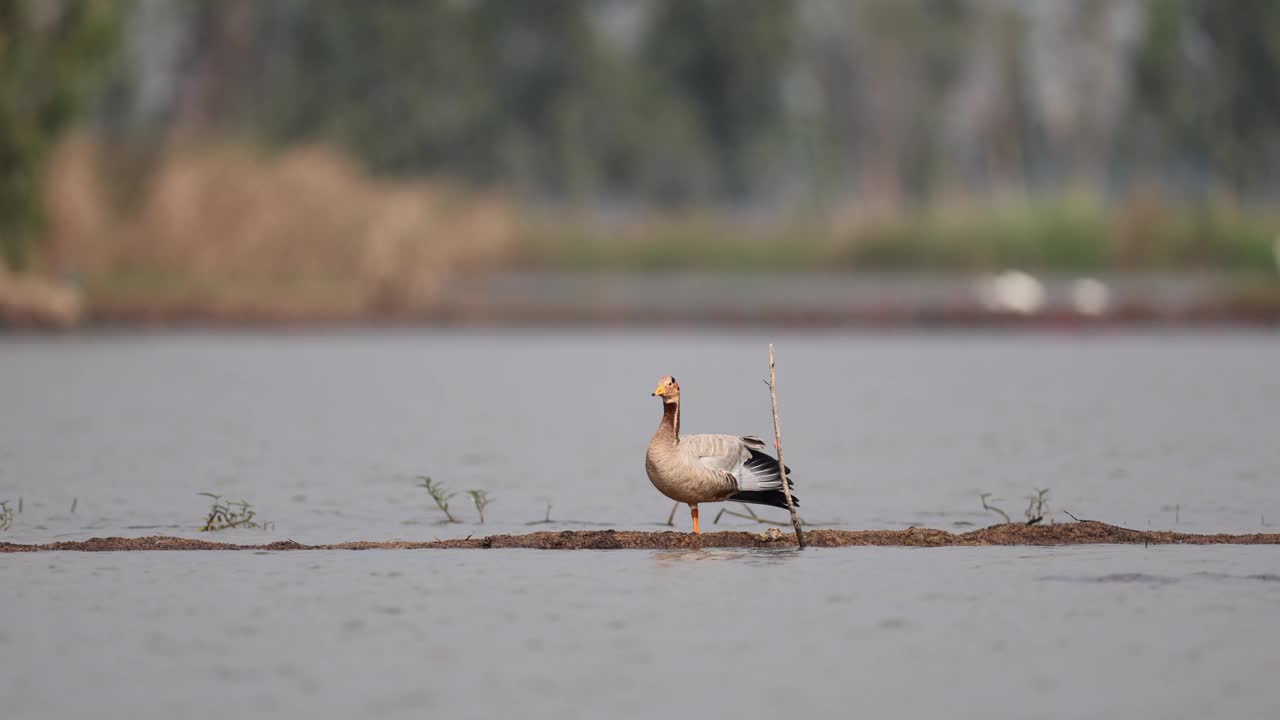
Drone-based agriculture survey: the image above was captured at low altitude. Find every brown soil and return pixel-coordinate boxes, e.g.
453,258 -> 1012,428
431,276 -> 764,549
3,521 -> 1279,553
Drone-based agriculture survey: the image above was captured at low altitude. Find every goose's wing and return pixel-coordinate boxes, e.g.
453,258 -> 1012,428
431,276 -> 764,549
676,433 -> 800,508
680,433 -> 750,475
730,447 -> 800,508
684,433 -> 799,504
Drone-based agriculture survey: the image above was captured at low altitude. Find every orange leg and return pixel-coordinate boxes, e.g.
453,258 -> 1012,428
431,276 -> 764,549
690,504 -> 700,534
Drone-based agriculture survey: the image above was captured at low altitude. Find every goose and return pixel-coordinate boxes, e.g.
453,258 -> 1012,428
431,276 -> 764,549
645,375 -> 798,533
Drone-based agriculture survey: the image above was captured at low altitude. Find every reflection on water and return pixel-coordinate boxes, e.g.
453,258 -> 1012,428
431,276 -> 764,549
649,547 -> 800,567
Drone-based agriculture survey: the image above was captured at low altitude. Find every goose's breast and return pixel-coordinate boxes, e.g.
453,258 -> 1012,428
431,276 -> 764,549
645,447 -> 723,504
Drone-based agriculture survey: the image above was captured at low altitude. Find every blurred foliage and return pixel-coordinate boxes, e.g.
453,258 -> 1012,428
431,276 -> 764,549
0,0 -> 119,269
256,1 -> 596,185
642,0 -> 794,202
92,0 -> 1280,205
239,0 -> 793,204
523,193 -> 1278,272
1130,0 -> 1280,192
5,0 -> 1280,275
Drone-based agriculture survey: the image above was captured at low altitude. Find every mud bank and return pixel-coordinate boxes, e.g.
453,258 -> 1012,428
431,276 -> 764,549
3,522 -> 1280,552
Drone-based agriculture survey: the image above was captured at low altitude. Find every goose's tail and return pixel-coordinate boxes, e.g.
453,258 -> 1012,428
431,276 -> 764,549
731,448 -> 799,508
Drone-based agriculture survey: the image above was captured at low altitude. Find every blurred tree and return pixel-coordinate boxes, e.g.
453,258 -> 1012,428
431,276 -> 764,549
41,0 -> 1280,212
1193,0 -> 1280,192
252,0 -> 608,198
468,0 -> 602,195
1131,0 -> 1280,195
0,0 -> 119,269
640,0 -> 795,202
253,1 -> 490,174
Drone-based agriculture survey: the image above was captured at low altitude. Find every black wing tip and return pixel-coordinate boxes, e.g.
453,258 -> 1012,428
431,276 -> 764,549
729,489 -> 800,509
746,448 -> 793,475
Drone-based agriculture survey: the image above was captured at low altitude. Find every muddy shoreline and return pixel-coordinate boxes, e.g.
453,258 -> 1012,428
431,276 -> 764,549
3,522 -> 1279,552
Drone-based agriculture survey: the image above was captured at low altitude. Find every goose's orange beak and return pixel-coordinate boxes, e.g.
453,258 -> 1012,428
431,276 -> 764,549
652,384 -> 666,397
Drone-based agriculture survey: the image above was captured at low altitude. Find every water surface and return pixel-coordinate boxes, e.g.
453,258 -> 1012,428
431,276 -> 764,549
2,330 -> 1278,718
4,546 -> 1279,719
2,330 -> 1277,540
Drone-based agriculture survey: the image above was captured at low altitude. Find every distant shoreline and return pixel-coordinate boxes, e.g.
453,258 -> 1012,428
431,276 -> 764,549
4,271 -> 1279,331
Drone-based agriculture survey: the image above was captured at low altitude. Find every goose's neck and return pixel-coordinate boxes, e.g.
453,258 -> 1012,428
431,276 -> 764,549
656,399 -> 680,445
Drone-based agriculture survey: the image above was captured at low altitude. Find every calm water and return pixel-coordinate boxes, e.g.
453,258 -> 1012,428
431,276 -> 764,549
2,330 -> 1279,718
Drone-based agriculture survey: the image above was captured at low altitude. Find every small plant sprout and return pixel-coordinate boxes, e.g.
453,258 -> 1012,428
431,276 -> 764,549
0,500 -> 14,531
467,490 -> 493,524
1024,488 -> 1050,525
198,493 -> 263,531
417,476 -> 459,523
979,492 -> 1012,524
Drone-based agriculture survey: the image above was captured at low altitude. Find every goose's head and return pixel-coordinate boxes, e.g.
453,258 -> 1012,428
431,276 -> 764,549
651,375 -> 680,404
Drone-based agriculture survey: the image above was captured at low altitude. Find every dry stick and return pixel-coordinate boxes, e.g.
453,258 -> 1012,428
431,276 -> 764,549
1063,510 -> 1095,523
768,343 -> 806,548
1062,509 -> 1145,534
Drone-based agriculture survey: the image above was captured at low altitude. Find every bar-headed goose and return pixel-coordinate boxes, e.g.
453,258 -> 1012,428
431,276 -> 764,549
645,375 -> 798,533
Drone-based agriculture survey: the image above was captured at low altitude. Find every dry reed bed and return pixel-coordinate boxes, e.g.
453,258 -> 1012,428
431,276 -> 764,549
3,522 -> 1279,552
42,133 -> 516,319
